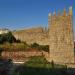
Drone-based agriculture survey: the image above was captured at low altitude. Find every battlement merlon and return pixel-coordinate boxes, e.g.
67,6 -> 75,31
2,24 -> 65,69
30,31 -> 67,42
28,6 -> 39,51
48,6 -> 72,16
48,13 -> 52,30
53,11 -> 56,16
63,8 -> 67,16
69,6 -> 72,16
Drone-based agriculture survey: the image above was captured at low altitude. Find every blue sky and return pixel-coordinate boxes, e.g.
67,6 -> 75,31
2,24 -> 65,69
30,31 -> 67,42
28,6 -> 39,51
0,0 -> 75,31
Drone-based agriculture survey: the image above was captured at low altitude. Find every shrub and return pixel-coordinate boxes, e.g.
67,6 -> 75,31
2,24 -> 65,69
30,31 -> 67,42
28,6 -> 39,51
30,43 -> 49,52
0,48 -> 3,56
0,35 -> 4,44
31,43 -> 39,48
0,32 -> 17,44
5,32 -> 16,43
24,56 -> 67,69
16,39 -> 21,43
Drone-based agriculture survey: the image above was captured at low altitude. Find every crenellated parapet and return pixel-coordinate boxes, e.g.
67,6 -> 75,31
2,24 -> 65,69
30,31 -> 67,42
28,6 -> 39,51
48,7 -> 73,32
48,6 -> 72,17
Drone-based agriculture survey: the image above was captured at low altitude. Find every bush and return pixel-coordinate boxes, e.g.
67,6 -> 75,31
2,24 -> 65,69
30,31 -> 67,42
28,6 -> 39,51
0,35 -> 4,44
16,39 -> 21,43
24,56 -> 48,68
30,43 -> 49,52
0,32 -> 17,44
0,48 -> 3,56
5,32 -> 16,43
31,43 -> 39,48
40,45 -> 49,52
15,56 -> 67,75
24,56 -> 66,68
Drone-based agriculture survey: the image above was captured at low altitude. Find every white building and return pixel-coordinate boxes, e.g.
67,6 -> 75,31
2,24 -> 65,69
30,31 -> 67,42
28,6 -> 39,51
0,29 -> 10,34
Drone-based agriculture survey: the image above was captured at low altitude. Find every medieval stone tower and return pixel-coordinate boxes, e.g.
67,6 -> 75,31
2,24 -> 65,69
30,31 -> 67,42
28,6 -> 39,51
48,7 -> 75,64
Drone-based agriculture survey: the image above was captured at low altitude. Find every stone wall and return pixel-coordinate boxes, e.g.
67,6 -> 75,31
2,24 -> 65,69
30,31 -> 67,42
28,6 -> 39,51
2,51 -> 42,62
12,27 -> 49,45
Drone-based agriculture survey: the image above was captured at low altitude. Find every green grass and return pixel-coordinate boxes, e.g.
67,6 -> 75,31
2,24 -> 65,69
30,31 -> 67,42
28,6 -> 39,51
0,42 -> 49,52
0,43 -> 29,51
15,56 -> 67,75
24,56 -> 66,68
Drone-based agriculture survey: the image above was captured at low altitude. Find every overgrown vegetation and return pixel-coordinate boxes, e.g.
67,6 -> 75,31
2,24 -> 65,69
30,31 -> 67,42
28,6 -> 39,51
0,32 -> 16,44
0,32 -> 49,52
0,48 -> 3,56
0,32 -> 22,44
15,56 -> 67,75
0,42 -> 49,52
0,43 -> 29,51
31,43 -> 49,52
24,56 -> 66,68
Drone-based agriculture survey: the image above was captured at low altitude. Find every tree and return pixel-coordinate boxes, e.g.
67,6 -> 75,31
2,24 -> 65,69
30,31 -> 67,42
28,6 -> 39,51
0,32 -> 17,44
0,48 -> 3,57
5,32 -> 16,43
0,35 -> 4,44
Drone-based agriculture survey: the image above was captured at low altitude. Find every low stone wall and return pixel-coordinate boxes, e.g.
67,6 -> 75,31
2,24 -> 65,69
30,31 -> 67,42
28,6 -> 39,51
2,51 -> 43,62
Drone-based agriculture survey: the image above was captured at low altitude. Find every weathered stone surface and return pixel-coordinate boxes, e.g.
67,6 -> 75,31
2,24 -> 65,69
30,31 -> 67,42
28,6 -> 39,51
2,51 -> 42,62
48,7 -> 74,64
12,27 -> 49,45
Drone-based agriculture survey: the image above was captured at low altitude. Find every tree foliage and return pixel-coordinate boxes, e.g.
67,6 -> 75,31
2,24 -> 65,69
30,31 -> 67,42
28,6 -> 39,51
0,32 -> 17,44
31,43 -> 49,52
0,48 -> 3,56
